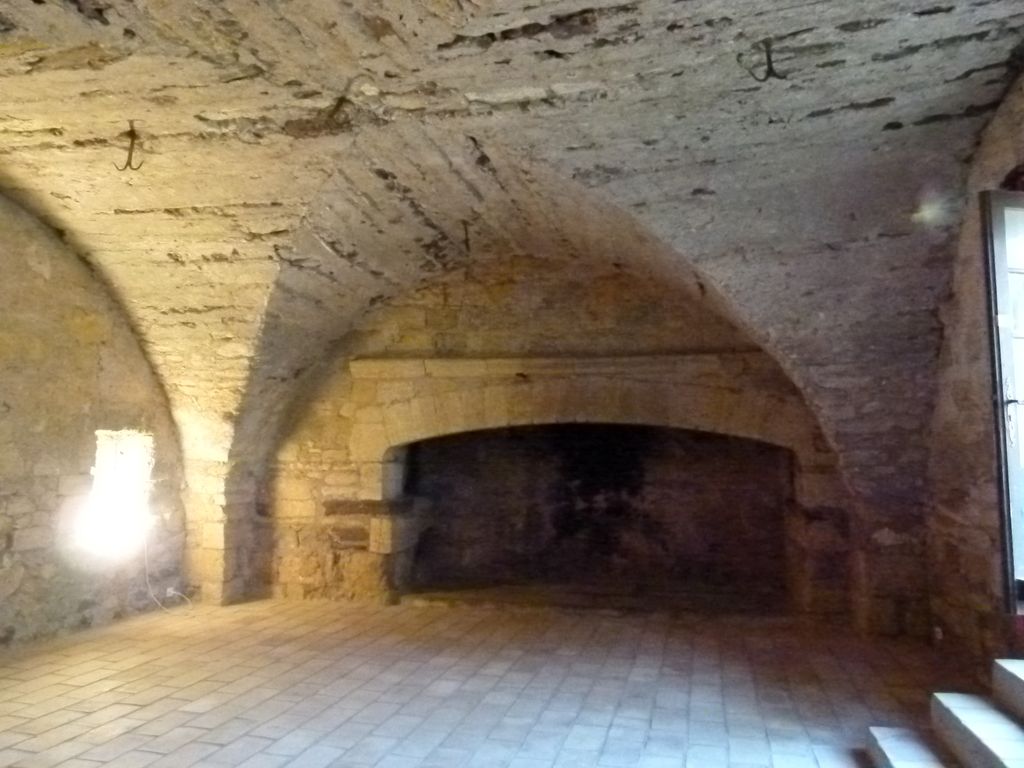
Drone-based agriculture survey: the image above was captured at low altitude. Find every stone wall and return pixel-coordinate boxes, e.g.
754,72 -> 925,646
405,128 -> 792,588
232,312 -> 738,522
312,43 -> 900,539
270,353 -> 851,619
0,0 -> 1021,621
0,195 -> 184,645
267,262 -> 852,618
339,254 -> 750,358
405,424 -> 793,603
930,78 -> 1024,661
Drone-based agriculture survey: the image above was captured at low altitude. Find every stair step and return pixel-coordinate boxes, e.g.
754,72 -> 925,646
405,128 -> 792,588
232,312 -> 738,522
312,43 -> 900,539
932,692 -> 1024,768
993,660 -> 1024,724
867,726 -> 957,767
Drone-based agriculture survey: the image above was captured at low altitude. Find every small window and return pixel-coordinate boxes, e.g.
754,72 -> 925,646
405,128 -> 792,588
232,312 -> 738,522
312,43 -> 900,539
72,430 -> 155,560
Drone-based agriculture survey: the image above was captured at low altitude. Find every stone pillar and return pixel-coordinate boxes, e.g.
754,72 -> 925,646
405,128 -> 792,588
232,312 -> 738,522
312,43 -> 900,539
182,460 -> 233,603
851,504 -> 931,637
787,452 -> 854,621
182,459 -> 261,604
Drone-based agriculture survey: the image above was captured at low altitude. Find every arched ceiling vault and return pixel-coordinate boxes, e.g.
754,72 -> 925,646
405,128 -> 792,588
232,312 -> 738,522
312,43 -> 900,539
0,1 -> 1022,518
238,126 -> 761,469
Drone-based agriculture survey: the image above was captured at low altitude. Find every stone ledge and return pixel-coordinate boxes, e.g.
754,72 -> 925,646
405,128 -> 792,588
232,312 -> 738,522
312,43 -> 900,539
349,353 -> 770,381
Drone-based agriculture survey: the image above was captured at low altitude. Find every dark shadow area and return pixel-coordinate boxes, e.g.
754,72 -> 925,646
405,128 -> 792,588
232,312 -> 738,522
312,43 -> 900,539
401,424 -> 793,615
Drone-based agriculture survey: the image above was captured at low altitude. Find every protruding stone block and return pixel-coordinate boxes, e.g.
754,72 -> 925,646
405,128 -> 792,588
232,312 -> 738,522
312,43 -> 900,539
369,512 -> 421,554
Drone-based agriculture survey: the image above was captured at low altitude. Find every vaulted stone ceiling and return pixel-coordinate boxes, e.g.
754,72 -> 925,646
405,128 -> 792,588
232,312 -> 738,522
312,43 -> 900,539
1,0 -> 1022,523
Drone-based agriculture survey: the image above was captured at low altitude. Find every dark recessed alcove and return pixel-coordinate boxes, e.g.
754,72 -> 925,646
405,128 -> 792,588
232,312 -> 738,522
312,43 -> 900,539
401,423 -> 794,613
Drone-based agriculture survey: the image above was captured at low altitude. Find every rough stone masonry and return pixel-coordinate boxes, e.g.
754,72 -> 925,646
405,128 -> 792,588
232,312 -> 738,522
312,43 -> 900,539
0,0 -> 1023,656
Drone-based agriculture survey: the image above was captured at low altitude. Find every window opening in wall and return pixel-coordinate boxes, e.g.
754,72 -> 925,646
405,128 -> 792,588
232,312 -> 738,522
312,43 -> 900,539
71,429 -> 154,561
983,190 -> 1024,608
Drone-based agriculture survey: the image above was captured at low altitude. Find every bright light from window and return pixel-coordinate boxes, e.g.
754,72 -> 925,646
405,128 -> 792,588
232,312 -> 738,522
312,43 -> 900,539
72,430 -> 154,561
1007,208 -> 1024,269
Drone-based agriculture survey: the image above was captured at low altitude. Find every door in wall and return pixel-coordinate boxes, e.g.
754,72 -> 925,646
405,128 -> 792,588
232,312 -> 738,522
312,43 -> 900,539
984,190 -> 1024,605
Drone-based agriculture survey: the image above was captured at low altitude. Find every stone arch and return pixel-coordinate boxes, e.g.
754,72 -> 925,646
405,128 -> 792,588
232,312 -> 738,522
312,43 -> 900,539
929,75 -> 1024,658
0,193 -> 185,643
269,352 -> 853,618
226,126 -> 856,620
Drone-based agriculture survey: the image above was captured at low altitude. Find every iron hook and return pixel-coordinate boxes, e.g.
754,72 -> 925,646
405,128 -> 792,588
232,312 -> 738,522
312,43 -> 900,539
114,119 -> 143,171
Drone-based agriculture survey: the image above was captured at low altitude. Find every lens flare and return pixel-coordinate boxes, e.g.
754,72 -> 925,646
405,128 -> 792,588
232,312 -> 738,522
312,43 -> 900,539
911,191 -> 952,227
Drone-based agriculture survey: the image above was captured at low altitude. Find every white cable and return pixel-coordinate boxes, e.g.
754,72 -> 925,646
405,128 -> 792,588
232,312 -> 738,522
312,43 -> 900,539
168,588 -> 194,608
143,537 -> 193,612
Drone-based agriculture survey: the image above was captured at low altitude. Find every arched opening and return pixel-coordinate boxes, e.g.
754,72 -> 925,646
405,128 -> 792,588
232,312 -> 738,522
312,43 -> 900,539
252,146 -> 859,626
397,423 -> 796,614
269,352 -> 853,621
0,194 -> 185,644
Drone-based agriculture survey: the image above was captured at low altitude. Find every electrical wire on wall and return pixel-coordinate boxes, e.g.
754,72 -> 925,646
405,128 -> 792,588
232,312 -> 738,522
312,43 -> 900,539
144,538 -> 193,614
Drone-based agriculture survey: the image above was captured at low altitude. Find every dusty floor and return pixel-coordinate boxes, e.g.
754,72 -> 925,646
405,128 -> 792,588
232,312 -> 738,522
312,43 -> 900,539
0,601 -> 973,768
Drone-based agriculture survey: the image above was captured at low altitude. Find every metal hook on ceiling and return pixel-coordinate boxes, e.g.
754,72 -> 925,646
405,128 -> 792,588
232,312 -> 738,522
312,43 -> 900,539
114,119 -> 143,172
737,38 -> 787,83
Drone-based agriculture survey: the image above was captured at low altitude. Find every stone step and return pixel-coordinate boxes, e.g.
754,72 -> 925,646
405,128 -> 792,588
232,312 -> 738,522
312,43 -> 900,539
931,692 -> 1024,768
867,726 -> 957,768
993,660 -> 1024,724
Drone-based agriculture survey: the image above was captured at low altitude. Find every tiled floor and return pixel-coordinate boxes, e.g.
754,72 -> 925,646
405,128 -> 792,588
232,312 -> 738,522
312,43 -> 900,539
0,601 -> 973,768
